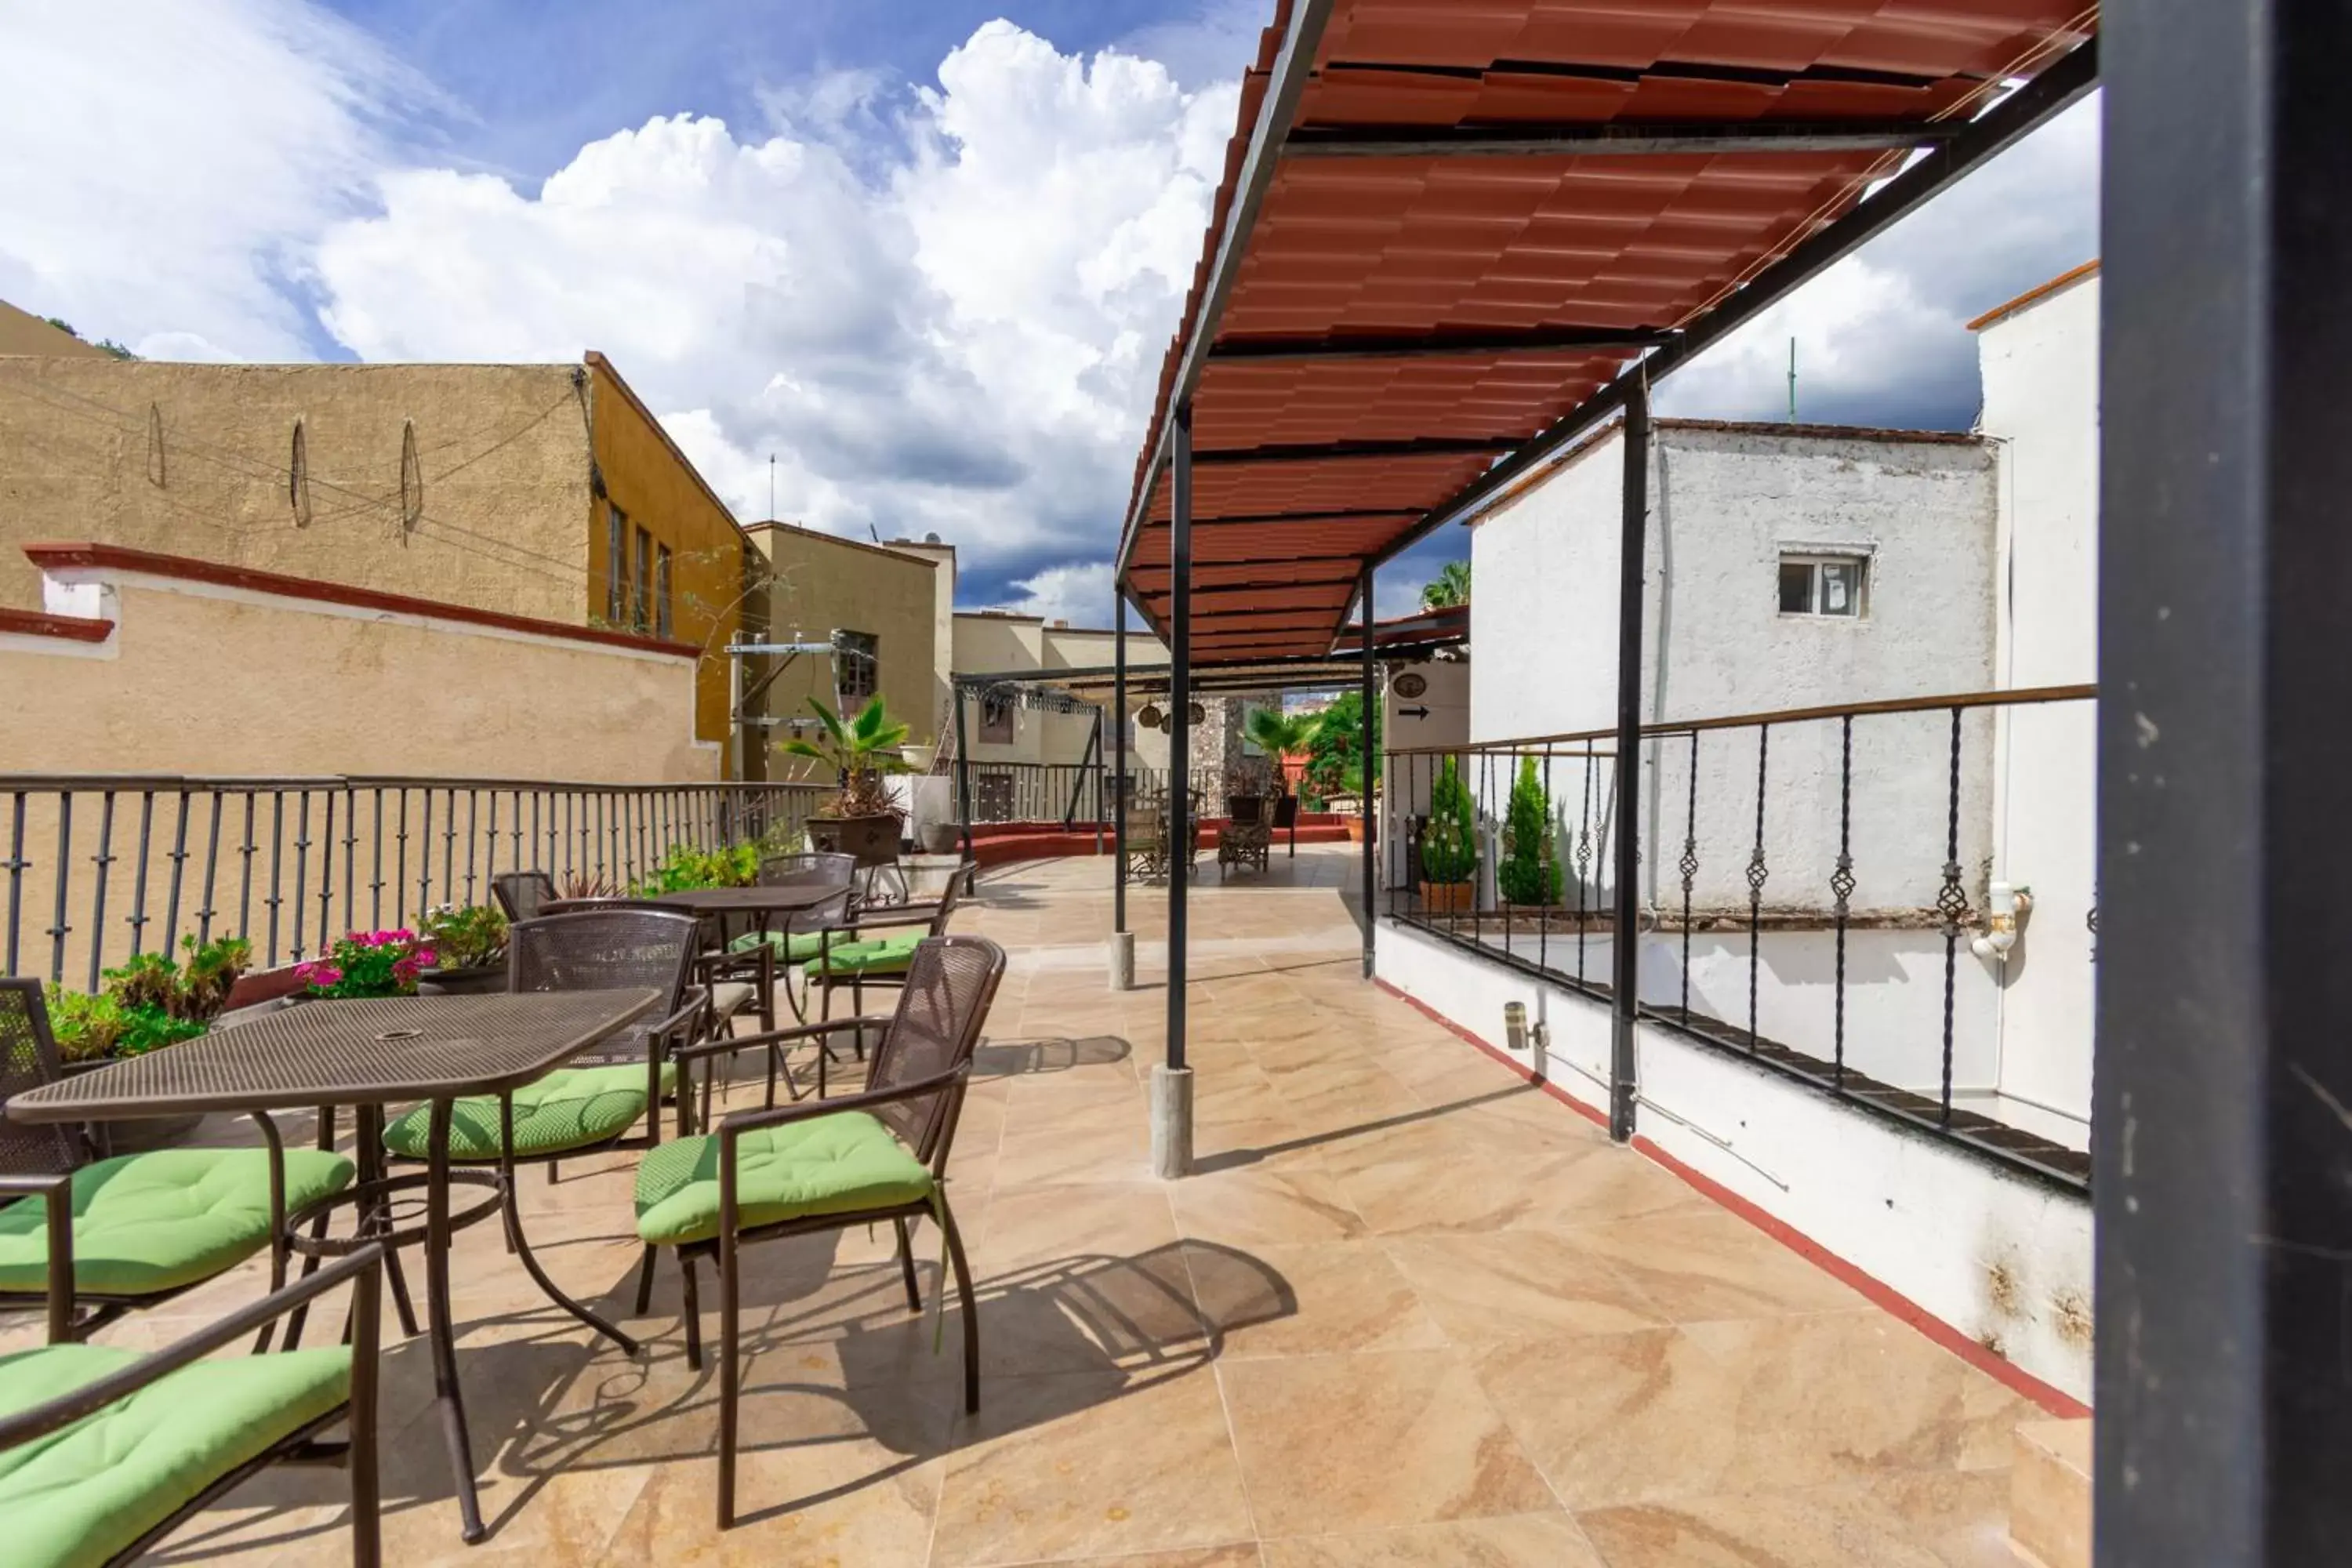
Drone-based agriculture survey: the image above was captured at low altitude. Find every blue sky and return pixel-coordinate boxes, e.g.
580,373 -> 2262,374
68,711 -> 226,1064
3,1 -> 2096,623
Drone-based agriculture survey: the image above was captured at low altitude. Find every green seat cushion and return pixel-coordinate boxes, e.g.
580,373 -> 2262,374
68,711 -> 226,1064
0,1149 -> 356,1299
633,1111 -> 934,1247
728,927 -> 837,963
382,1062 -> 673,1162
811,932 -> 923,978
0,1341 -> 350,1568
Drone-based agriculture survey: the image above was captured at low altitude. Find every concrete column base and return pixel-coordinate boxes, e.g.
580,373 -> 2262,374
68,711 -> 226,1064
1149,1064 -> 1195,1179
1108,931 -> 1135,992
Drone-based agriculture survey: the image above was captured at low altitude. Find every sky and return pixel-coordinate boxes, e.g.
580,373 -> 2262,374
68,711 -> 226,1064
0,0 -> 2100,625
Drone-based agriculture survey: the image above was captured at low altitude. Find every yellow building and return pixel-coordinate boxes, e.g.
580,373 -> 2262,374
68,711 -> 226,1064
0,335 -> 753,764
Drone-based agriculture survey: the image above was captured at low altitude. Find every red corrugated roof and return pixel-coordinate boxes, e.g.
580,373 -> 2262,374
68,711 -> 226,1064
1119,0 -> 2097,661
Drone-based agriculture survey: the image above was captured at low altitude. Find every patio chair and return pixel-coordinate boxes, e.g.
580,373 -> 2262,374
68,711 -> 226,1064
491,869 -> 557,924
805,866 -> 973,1028
635,934 -> 1007,1527
1272,791 -> 1301,857
0,1243 -> 384,1568
1123,797 -> 1168,881
540,894 -> 770,1038
710,851 -> 858,1026
0,978 -> 357,1342
1217,795 -> 1272,879
381,910 -> 708,1288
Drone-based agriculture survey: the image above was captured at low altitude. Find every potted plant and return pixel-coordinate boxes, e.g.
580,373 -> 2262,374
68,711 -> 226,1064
415,903 -> 510,995
293,928 -> 437,999
637,842 -> 759,894
781,695 -> 909,867
1418,757 -> 1479,913
1244,706 -> 1316,801
48,935 -> 253,1150
1497,755 -> 1563,909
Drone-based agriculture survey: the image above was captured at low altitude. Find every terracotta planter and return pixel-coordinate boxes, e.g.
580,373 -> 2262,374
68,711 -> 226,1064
1418,880 -> 1475,915
1344,816 -> 1367,843
808,813 -> 904,867
416,962 -> 506,996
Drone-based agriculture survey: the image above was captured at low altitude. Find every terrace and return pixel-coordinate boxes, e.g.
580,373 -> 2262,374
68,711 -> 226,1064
0,845 -> 2067,1565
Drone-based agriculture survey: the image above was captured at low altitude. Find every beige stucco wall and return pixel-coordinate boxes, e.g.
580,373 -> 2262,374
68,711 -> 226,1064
0,357 -> 593,628
0,300 -> 111,358
884,537 -> 958,749
747,522 -> 942,781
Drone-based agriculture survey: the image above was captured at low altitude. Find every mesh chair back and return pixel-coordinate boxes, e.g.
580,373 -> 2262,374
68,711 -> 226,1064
0,980 -> 79,1178
1229,796 -> 1265,826
492,870 -> 557,924
1272,794 -> 1300,829
759,851 -> 856,889
924,871 -> 968,935
866,936 -> 1006,1165
506,909 -> 699,1067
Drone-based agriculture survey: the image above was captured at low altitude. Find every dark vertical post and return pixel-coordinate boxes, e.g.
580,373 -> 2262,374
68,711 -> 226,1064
1167,405 -> 1193,1076
1113,595 -> 1129,933
953,683 -> 975,882
2098,5 -> 2352,1562
1359,563 -> 1377,978
1608,376 -> 1650,1144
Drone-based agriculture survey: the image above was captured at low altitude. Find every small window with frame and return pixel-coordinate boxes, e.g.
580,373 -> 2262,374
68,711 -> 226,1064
835,630 -> 878,709
654,545 -> 673,640
1777,553 -> 1867,619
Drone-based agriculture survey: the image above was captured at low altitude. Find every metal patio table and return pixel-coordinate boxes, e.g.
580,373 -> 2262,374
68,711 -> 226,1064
546,884 -> 844,928
5,986 -> 659,1546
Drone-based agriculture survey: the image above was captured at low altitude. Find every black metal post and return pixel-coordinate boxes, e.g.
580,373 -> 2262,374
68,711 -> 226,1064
1608,376 -> 1649,1144
1359,564 -> 1376,978
1113,595 -> 1129,933
2098,4 -> 2352,1561
953,684 -> 975,883
1167,402 -> 1193,1076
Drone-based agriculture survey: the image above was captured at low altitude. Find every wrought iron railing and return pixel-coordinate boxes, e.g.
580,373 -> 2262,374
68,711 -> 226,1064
960,760 -> 1167,829
1383,683 -> 2096,1190
2,775 -> 829,988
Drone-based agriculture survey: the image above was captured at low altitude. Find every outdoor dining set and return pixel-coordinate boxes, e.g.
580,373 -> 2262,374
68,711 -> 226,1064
0,849 -> 1001,1563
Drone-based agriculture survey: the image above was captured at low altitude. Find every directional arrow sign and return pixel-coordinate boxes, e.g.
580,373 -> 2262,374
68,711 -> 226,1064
1396,705 -> 1431,720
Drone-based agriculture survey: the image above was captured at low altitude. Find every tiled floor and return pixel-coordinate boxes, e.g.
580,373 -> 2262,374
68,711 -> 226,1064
10,846 -> 2041,1566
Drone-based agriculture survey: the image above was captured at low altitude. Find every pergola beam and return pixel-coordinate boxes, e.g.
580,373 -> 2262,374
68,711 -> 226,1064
1190,435 -> 1519,466
1207,325 -> 1673,362
1283,118 -> 1966,159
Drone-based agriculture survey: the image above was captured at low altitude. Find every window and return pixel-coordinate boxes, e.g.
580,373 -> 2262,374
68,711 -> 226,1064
654,545 -> 673,640
1777,553 -> 1867,618
835,630 -> 878,709
605,505 -> 627,625
979,689 -> 1014,744
632,528 -> 653,632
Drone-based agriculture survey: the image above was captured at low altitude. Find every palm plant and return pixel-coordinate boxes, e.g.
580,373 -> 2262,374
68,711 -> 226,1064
1421,559 -> 1472,610
1244,706 -> 1317,794
780,695 -> 910,818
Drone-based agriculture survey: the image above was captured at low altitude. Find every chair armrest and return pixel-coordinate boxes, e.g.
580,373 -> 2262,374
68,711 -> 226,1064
0,1243 -> 384,1449
0,1172 -> 73,1344
717,1062 -> 970,1146
671,1014 -> 893,1066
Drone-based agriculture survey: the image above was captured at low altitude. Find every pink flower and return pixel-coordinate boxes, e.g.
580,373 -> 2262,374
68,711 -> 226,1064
298,961 -> 344,989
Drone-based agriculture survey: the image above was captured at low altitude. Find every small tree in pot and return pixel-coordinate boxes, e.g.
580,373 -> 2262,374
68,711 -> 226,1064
1418,757 -> 1479,914
782,695 -> 910,866
415,903 -> 510,994
1496,756 -> 1562,909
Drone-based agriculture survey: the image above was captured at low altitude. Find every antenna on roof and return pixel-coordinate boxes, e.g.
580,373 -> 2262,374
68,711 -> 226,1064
768,454 -> 775,521
1787,337 -> 1798,424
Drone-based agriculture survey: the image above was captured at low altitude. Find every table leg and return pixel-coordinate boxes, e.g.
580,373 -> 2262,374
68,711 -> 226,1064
425,1097 -> 487,1544
354,1104 -> 421,1341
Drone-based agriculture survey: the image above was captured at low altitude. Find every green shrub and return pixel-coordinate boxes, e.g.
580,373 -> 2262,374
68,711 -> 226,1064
48,934 -> 251,1062
637,841 -> 759,895
1420,757 -> 1479,884
1496,756 -> 1562,906
419,903 -> 509,970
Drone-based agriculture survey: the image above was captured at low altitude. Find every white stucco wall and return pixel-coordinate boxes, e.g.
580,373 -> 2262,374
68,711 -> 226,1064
1467,423 -> 2000,915
1377,920 -> 2093,1402
1979,270 -> 2101,1131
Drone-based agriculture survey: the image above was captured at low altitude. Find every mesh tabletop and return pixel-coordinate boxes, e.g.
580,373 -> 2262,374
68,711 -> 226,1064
5,988 -> 659,1121
633,887 -> 840,916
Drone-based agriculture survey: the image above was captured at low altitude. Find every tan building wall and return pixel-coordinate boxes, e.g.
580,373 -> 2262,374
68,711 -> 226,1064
884,537 -> 959,749
745,521 -> 942,782
583,354 -> 747,753
949,612 -> 1169,768
0,300 -> 111,358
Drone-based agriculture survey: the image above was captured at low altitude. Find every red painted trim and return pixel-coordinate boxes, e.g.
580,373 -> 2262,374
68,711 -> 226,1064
0,606 -> 113,643
1370,971 -> 2092,1419
1632,1134 -> 2092,1419
22,543 -> 699,659
1372,976 -> 1610,1129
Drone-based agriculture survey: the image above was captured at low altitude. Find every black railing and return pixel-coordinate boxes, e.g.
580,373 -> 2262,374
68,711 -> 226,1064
2,775 -> 828,986
1383,683 -> 2096,1191
957,760 -> 1167,829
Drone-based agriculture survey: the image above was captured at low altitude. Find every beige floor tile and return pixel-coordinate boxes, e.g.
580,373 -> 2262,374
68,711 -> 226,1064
1381,1229 -> 1671,1342
1565,1209 -> 1866,1321
1218,1350 -> 1555,1536
975,1182 -> 1180,1275
933,1368 -> 1254,1566
1022,1549 -> 1262,1568
1258,1512 -> 1605,1567
1185,1240 -> 1444,1360
1167,1162 -> 1367,1247
1572,1470 -> 2017,1568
